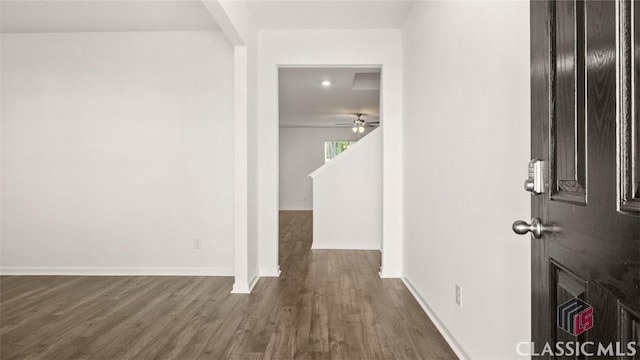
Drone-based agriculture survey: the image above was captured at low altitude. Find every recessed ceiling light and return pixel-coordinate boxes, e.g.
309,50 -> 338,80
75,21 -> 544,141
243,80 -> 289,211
321,80 -> 331,87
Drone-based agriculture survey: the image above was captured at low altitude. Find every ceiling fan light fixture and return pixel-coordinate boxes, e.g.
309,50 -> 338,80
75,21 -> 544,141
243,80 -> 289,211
321,80 -> 331,87
358,126 -> 365,133
352,126 -> 358,133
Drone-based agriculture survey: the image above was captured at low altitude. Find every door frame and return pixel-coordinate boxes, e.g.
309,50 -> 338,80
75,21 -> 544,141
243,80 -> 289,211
530,0 -> 553,347
256,30 -> 404,280
277,65 -> 383,252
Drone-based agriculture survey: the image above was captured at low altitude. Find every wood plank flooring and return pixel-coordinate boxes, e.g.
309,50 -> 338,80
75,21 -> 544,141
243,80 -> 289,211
0,211 -> 457,359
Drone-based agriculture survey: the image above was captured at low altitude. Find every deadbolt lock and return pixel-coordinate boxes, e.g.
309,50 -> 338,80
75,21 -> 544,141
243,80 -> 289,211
524,159 -> 546,194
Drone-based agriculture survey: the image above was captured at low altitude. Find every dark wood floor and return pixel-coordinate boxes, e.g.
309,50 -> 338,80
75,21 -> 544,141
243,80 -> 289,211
0,211 -> 457,359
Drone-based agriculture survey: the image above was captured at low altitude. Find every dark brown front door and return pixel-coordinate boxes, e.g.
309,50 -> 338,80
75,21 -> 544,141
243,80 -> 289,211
529,0 -> 640,358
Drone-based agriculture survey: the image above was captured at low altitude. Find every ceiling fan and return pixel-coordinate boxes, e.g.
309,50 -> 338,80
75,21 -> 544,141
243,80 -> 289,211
334,113 -> 380,133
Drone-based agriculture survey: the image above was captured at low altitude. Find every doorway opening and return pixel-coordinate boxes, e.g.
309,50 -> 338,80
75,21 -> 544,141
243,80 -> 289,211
277,66 -> 382,273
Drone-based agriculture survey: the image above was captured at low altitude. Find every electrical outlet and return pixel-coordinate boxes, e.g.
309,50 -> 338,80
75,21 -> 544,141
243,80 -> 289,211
194,239 -> 202,250
455,285 -> 462,307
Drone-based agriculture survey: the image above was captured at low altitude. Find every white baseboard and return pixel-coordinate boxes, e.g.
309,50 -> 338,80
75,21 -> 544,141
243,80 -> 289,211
278,207 -> 312,211
379,270 -> 402,278
260,266 -> 281,277
0,267 -> 234,276
231,273 -> 259,294
401,277 -> 470,360
311,243 -> 380,251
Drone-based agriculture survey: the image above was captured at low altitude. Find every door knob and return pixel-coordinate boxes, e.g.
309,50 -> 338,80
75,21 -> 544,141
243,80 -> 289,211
512,218 -> 551,239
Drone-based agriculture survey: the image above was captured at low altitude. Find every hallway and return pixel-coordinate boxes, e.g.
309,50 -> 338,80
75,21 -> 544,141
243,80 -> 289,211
0,211 -> 456,359
273,210 -> 456,359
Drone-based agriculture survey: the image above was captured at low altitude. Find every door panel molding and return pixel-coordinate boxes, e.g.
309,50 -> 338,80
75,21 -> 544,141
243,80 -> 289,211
619,0 -> 640,213
619,303 -> 640,354
551,0 -> 588,205
551,261 -> 588,346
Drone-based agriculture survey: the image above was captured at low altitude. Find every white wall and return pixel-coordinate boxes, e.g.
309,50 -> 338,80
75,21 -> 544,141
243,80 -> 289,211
258,29 -> 403,277
0,31 -> 235,275
279,127 -> 364,210
402,2 -> 531,360
310,128 -> 381,250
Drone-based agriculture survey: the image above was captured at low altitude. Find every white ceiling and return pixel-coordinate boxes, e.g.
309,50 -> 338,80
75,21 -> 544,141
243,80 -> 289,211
0,1 -> 220,33
0,0 -> 415,33
279,68 -> 380,128
246,0 -> 415,29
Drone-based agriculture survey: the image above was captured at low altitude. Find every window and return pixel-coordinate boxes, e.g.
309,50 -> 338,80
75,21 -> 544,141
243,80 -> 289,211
324,140 -> 354,162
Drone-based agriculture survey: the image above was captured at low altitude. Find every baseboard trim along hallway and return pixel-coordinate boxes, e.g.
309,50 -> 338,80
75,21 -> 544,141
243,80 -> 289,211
402,277 -> 470,360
